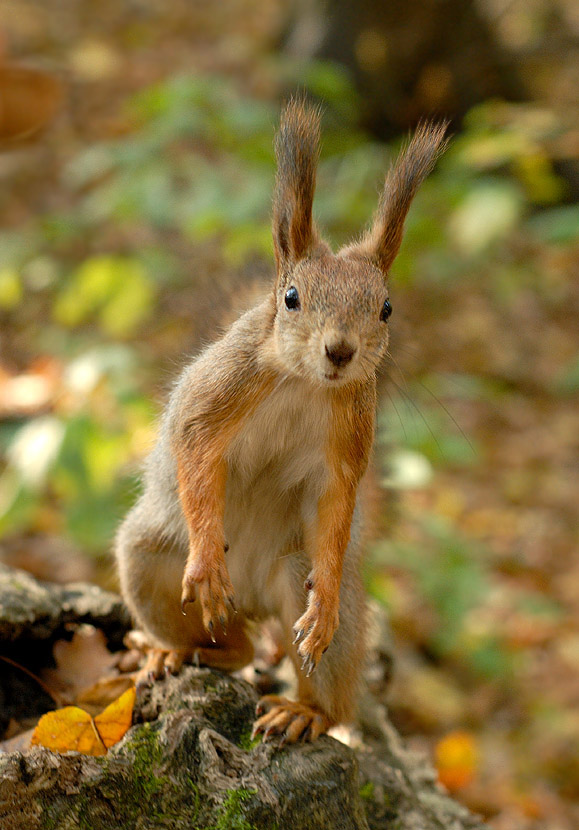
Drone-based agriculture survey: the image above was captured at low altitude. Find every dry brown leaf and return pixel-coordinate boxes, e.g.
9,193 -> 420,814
2,718 -> 24,741
31,686 -> 135,756
76,675 -> 134,710
42,625 -> 119,704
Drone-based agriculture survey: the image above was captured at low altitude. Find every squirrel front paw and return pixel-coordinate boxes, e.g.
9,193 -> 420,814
292,591 -> 339,676
181,547 -> 236,639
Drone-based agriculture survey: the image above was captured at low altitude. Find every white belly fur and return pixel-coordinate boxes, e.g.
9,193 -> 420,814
224,377 -> 331,618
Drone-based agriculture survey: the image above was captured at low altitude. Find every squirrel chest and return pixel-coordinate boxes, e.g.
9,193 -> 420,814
225,376 -> 332,497
222,377 -> 333,612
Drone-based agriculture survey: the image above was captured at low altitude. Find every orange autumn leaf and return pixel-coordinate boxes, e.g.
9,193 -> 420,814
435,730 -> 478,792
31,686 -> 135,756
93,685 -> 136,748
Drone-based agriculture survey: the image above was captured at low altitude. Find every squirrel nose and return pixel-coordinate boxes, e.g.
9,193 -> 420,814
325,340 -> 356,367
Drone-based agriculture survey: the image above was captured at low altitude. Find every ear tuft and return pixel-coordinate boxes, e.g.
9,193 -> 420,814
340,121 -> 449,275
272,97 -> 323,277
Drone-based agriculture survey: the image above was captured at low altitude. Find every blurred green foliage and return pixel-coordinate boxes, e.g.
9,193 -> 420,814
371,515 -> 514,679
1,67 -> 576,662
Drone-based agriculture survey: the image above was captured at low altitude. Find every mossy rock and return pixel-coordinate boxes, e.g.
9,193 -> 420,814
0,667 -> 484,830
0,566 -> 483,829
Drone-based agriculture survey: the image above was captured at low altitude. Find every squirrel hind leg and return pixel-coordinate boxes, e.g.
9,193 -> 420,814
131,616 -> 255,687
261,556 -> 366,741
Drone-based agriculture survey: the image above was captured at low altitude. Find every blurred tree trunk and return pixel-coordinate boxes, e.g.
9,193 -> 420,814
283,0 -> 526,136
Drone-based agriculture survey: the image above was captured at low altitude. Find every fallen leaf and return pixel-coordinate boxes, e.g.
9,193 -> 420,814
0,63 -> 63,141
435,730 -> 479,792
31,705 -> 107,755
3,718 -> 24,741
77,675 -> 134,710
93,686 -> 136,748
31,686 -> 135,756
42,625 -> 119,704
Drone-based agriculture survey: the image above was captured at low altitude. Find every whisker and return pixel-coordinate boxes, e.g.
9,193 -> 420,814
384,385 -> 407,441
385,350 -> 411,396
416,378 -> 477,457
388,376 -> 446,460
383,369 -> 422,442
385,348 -> 476,458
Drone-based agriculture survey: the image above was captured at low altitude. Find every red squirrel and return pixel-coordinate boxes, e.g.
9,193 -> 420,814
115,100 -> 446,742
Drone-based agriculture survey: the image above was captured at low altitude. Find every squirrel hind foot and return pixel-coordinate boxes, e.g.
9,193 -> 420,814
134,647 -> 193,687
252,695 -> 331,744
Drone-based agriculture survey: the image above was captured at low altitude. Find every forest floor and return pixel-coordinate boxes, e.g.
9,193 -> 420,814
1,2 -> 578,829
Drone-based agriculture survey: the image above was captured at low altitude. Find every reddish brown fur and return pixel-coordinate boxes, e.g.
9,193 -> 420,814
176,367 -> 278,622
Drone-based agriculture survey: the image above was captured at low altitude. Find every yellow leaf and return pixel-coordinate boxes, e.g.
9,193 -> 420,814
31,686 -> 135,756
31,706 -> 106,755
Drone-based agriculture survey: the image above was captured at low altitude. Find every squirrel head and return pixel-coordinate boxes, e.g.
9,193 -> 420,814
270,99 -> 448,388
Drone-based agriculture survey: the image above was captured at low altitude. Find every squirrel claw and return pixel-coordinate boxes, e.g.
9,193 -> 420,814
292,628 -> 304,645
263,726 -> 276,743
207,620 -> 216,644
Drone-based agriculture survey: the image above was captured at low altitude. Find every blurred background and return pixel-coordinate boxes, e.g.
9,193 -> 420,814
0,1 -> 577,827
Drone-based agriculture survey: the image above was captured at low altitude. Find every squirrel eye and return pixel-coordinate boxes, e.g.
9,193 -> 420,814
380,298 -> 392,322
284,286 -> 300,310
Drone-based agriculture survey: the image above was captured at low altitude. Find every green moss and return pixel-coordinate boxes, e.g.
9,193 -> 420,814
117,723 -> 191,824
213,788 -> 257,830
237,728 -> 261,752
123,721 -> 165,787
359,781 -> 375,801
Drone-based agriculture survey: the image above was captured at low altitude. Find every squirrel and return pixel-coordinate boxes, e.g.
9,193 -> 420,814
115,99 -> 447,743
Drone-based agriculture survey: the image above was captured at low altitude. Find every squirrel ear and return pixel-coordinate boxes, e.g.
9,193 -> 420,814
272,98 -> 323,277
340,121 -> 448,276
